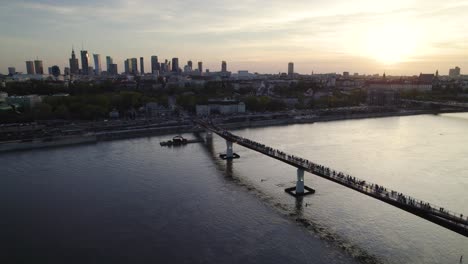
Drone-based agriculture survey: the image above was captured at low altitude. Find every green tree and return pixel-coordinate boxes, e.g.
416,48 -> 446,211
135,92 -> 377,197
54,105 -> 70,119
33,103 -> 53,120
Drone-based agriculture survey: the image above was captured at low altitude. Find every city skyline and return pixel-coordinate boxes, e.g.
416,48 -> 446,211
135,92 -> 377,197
1,0 -> 468,75
5,52 -> 463,77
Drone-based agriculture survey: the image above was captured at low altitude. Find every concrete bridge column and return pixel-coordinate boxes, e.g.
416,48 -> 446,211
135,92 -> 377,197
226,140 -> 233,159
296,168 -> 305,194
206,130 -> 213,139
219,139 -> 239,160
285,167 -> 313,197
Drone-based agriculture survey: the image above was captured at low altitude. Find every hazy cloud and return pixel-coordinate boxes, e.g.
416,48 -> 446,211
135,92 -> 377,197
1,0 -> 468,74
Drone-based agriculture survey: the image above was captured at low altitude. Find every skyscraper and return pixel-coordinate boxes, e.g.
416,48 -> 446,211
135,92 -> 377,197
151,56 -> 159,74
198,61 -> 203,75
26,61 -> 34,74
130,58 -> 138,74
288,62 -> 294,77
8,67 -> 16,75
124,59 -> 130,74
93,54 -> 102,75
188,60 -> 193,70
34,60 -> 44,74
80,50 -> 89,75
140,57 -> 144,75
106,56 -> 113,72
221,61 -> 227,72
159,62 -> 164,73
172,58 -> 179,73
69,48 -> 79,75
165,59 -> 170,73
108,64 -> 118,75
51,65 -> 61,77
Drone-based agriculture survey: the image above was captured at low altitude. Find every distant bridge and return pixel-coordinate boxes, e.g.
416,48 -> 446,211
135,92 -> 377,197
195,119 -> 468,237
402,99 -> 468,110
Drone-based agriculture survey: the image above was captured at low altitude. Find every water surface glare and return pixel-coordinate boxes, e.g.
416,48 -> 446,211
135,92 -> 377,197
217,113 -> 468,263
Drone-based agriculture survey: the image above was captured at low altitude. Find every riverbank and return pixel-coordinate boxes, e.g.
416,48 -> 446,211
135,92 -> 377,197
217,109 -> 453,130
1,108 -> 465,153
0,134 -> 97,153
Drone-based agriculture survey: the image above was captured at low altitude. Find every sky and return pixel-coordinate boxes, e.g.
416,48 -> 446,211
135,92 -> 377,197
1,0 -> 468,75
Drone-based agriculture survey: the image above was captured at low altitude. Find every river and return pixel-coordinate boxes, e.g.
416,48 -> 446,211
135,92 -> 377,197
1,113 -> 467,263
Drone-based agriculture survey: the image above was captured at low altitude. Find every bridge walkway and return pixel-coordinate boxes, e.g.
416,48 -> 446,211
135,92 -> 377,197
196,119 -> 468,237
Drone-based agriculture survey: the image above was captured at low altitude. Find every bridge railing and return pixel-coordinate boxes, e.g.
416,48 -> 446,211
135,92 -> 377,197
197,120 -> 468,226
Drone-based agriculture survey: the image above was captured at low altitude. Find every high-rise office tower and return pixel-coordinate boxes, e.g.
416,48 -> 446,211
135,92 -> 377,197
198,61 -> 203,74
130,58 -> 138,74
221,61 -> 227,72
151,56 -> 159,74
64,67 -> 70,75
69,48 -> 79,75
124,59 -> 130,74
108,64 -> 118,75
288,62 -> 294,76
34,60 -> 44,74
106,56 -> 113,72
93,54 -> 102,75
51,65 -> 61,77
26,61 -> 34,74
165,59 -> 170,73
8,67 -> 16,75
140,57 -> 144,75
188,60 -> 193,70
172,58 -> 179,73
80,50 -> 89,75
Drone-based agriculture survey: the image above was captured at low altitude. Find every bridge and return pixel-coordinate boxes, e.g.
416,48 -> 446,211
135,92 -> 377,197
402,99 -> 468,110
195,119 -> 468,237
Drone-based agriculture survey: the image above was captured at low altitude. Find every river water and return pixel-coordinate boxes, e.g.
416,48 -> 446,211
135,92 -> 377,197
1,113 -> 467,263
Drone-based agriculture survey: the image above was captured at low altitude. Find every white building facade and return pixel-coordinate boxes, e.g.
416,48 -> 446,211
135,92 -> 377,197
196,99 -> 246,116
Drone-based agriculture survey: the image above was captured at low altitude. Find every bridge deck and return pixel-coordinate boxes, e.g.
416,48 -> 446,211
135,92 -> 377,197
196,120 -> 468,237
402,99 -> 468,109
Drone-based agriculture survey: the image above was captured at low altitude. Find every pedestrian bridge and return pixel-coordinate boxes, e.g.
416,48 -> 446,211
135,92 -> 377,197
195,119 -> 468,237
402,99 -> 468,110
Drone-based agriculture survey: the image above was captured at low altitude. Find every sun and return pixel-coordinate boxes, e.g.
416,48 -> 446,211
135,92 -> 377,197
364,22 -> 419,65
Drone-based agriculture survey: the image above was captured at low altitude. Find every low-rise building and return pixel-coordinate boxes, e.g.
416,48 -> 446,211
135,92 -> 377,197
367,74 -> 433,92
367,89 -> 400,106
109,108 -> 119,119
0,92 -> 7,102
145,102 -> 172,117
196,99 -> 246,116
6,94 -> 42,109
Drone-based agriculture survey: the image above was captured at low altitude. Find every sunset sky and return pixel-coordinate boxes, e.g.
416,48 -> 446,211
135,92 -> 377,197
1,0 -> 468,75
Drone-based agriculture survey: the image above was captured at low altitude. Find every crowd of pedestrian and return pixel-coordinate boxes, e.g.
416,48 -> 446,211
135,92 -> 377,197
198,119 -> 468,225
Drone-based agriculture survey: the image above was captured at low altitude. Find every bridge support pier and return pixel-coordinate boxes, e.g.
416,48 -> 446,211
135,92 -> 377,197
219,140 -> 240,160
206,130 -> 213,140
296,168 -> 305,194
285,168 -> 315,197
